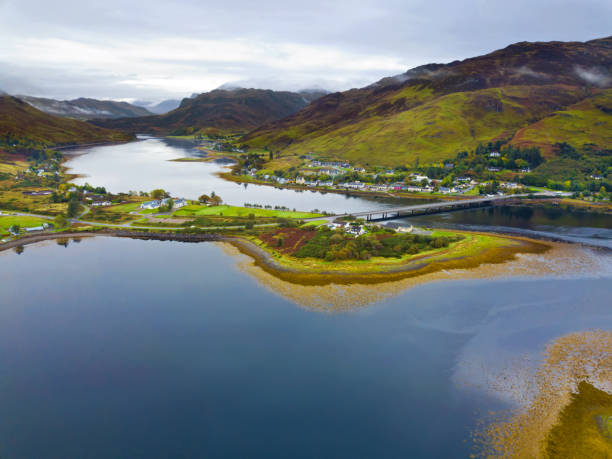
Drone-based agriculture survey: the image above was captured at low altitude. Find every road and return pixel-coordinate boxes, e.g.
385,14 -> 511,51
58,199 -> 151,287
305,191 -> 570,222
5,192 -> 570,233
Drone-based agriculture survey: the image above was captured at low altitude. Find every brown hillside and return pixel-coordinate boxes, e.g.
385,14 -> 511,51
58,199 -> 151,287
92,88 -> 324,135
0,96 -> 132,146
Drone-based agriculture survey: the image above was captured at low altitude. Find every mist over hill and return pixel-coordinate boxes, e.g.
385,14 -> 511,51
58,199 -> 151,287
131,99 -> 182,114
17,96 -> 153,120
0,96 -> 132,148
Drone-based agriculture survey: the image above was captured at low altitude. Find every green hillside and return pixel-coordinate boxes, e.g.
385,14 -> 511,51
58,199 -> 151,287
247,85 -> 588,166
243,36 -> 612,167
511,89 -> 612,154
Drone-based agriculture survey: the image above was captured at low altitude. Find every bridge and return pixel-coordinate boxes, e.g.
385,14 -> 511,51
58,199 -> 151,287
328,192 -> 566,222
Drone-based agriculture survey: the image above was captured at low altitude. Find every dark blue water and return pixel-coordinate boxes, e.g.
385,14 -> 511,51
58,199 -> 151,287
392,205 -> 612,248
1,238 -> 610,458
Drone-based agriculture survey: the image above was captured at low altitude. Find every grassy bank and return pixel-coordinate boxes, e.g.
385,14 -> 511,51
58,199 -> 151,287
0,214 -> 50,237
229,229 -> 549,285
172,204 -> 322,219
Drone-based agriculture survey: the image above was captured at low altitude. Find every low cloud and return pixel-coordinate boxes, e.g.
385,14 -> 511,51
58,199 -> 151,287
514,66 -> 544,78
574,66 -> 612,87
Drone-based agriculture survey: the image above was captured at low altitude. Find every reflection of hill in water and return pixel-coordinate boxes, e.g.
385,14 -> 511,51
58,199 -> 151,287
218,242 -> 609,311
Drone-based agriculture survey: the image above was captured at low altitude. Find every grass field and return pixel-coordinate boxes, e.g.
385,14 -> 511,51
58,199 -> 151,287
0,215 -> 50,236
173,204 -> 322,219
301,220 -> 327,227
105,202 -> 144,213
0,189 -> 68,215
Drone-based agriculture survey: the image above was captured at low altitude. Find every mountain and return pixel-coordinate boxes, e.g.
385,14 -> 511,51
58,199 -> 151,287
298,89 -> 330,103
243,37 -> 612,166
132,99 -> 182,115
0,96 -> 133,147
92,88 -> 327,135
17,96 -> 153,120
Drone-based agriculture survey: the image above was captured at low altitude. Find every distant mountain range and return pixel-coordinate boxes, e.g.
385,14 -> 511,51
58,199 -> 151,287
16,95 -> 154,120
0,96 -> 132,147
132,99 -> 182,115
244,36 -> 612,166
92,88 -> 328,135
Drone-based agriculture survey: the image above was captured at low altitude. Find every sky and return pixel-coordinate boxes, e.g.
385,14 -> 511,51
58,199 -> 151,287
0,0 -> 610,104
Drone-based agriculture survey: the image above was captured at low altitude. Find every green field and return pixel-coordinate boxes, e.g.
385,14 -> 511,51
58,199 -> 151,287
301,219 -> 327,227
173,204 -> 322,219
105,202 -> 144,213
0,214 -> 50,236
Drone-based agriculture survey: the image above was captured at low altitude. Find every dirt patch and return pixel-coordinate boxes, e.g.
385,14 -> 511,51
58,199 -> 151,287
259,227 -> 316,254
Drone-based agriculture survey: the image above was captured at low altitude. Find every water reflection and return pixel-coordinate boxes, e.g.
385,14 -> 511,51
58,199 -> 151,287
1,237 -> 610,458
394,205 -> 612,248
222,240 -> 611,310
64,137 -> 423,213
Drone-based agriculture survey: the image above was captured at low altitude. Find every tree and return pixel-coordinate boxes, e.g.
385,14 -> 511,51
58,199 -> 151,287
151,189 -> 167,200
9,224 -> 20,235
67,198 -> 80,218
198,194 -> 211,204
210,194 -> 222,206
161,198 -> 174,212
54,214 -> 68,228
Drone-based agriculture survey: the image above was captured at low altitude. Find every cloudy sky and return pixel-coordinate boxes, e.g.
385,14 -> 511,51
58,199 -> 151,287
0,0 -> 610,103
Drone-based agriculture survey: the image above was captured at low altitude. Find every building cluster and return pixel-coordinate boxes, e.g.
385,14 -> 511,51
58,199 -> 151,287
140,198 -> 188,210
326,222 -> 368,236
242,156 -> 534,196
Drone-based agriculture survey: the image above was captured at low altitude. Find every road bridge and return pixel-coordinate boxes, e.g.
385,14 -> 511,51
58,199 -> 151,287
331,192 -> 566,222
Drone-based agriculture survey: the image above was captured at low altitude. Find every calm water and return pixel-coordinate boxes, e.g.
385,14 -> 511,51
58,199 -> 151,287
66,138 -> 611,245
11,137 -> 610,457
392,205 -> 612,248
65,137 -> 420,213
1,238 -> 611,458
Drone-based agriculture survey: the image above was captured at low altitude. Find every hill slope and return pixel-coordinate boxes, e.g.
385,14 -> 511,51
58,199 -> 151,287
93,88 -> 325,135
18,96 -> 153,120
243,36 -> 612,166
0,96 -> 132,148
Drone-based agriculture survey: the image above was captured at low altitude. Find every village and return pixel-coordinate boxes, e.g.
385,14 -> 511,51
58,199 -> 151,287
240,155 -> 528,197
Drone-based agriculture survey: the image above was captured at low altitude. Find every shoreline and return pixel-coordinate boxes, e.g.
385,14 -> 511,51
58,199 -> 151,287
217,170 -> 456,202
226,232 -> 552,285
0,228 -> 555,286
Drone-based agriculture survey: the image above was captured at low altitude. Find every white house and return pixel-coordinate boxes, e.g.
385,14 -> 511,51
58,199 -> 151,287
173,198 -> 188,208
141,200 -> 161,210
